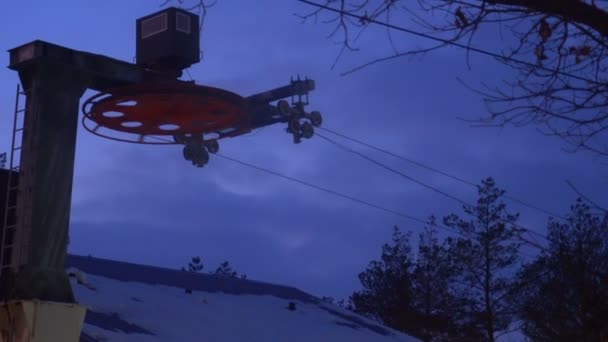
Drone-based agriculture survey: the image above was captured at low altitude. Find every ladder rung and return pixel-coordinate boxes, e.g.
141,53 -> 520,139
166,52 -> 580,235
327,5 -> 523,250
16,109 -> 25,114
13,147 -> 21,151
10,166 -> 20,171
15,128 -> 23,132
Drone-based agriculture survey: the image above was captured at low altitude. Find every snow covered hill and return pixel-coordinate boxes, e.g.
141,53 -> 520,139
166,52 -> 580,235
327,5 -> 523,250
66,255 -> 418,342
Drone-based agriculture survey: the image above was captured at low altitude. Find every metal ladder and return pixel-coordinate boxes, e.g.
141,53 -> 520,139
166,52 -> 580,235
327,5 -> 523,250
0,85 -> 28,275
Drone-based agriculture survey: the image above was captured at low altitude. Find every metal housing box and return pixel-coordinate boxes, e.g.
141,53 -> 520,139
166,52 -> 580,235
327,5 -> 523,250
136,7 -> 200,70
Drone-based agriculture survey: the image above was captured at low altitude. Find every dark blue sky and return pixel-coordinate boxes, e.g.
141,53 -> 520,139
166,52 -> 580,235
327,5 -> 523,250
1,0 -> 606,300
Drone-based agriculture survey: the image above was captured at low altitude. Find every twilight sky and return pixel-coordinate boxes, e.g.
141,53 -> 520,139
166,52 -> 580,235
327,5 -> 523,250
0,0 -> 606,300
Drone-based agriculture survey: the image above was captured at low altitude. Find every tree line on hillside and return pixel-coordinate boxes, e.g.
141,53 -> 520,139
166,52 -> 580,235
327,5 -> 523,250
338,177 -> 608,342
182,256 -> 247,279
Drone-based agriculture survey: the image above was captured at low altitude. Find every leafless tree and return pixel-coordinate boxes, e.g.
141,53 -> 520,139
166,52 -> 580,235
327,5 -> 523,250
297,0 -> 608,158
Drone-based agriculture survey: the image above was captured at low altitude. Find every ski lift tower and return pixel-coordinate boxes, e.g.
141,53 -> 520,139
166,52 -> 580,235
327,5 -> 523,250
0,7 -> 321,341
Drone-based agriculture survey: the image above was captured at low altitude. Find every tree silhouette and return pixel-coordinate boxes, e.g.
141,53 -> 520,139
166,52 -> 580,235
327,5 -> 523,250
182,256 -> 203,272
443,177 -> 524,341
349,226 -> 419,335
412,216 -> 479,341
212,261 -> 246,279
516,199 -> 608,341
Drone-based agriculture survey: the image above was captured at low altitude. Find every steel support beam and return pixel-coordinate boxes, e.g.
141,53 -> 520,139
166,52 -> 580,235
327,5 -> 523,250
1,40 -> 178,302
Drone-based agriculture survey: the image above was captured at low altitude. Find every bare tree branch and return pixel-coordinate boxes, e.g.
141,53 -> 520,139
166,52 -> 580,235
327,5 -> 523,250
565,180 -> 608,213
298,0 -> 608,157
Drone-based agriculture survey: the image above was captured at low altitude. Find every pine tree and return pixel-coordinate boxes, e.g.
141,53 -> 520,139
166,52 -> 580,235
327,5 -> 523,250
321,296 -> 335,304
443,177 -> 524,342
186,256 -> 203,272
411,216 -> 462,341
516,199 -> 608,341
321,296 -> 349,309
349,226 -> 418,335
212,261 -> 246,279
181,256 -> 203,294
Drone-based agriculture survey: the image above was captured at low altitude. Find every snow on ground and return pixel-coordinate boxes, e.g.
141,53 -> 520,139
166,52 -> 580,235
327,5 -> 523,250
67,255 -> 418,342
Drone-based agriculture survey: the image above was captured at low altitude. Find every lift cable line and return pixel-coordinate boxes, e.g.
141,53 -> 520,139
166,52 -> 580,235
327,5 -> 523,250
296,0 -> 604,84
316,133 -> 470,206
216,154 -> 430,225
149,135 -> 542,259
148,134 -> 429,225
216,151 -> 540,260
318,126 -> 567,220
148,135 -> 462,235
316,132 -> 550,243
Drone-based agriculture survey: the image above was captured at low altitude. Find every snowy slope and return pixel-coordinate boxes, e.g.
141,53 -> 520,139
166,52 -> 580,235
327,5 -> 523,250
66,255 -> 419,342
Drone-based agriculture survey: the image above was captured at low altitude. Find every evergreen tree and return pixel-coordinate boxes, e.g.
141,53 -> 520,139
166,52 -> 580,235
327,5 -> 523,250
212,261 -> 246,279
321,296 -> 349,309
321,296 -> 335,304
183,256 -> 203,272
412,216 -> 468,341
349,226 -> 419,335
516,199 -> 608,341
443,177 -> 524,342
0,152 -> 6,169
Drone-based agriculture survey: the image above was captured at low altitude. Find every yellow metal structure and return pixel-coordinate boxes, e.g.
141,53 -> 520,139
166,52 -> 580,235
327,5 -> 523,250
0,300 -> 86,342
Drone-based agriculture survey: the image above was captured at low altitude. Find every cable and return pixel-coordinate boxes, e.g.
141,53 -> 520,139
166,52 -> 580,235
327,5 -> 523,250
214,152 -> 537,259
185,69 -> 194,81
149,134 -> 541,259
215,154 -> 429,225
316,131 -> 550,242
322,127 -> 474,184
218,153 -> 595,290
150,131 -> 555,246
296,0 -> 603,85
316,133 -> 470,206
216,151 -> 540,260
148,135 -> 439,226
318,126 -> 566,220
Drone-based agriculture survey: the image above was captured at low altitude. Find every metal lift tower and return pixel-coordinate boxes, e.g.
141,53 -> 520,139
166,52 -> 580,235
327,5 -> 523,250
0,7 -> 322,341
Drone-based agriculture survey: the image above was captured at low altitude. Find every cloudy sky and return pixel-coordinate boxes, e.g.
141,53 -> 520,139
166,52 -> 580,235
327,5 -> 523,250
1,0 -> 606,300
